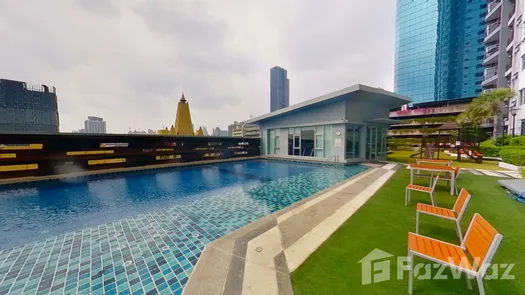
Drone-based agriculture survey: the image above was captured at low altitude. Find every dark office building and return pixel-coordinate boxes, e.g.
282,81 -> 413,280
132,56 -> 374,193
270,66 -> 290,112
0,79 -> 59,134
394,0 -> 488,103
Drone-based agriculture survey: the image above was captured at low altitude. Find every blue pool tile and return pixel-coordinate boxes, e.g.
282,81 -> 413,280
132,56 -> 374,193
0,162 -> 367,294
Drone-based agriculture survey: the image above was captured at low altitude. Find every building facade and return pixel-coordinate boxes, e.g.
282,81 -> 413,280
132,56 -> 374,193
248,85 -> 410,163
0,79 -> 59,134
84,116 -> 107,134
270,66 -> 290,112
506,0 -> 525,135
228,121 -> 260,138
213,127 -> 228,137
395,0 -> 487,104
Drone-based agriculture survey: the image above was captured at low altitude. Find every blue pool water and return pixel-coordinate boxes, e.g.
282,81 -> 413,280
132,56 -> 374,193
0,160 -> 366,295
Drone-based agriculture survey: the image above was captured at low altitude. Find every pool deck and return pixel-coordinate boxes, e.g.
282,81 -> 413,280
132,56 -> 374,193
0,156 -> 261,186
182,162 -> 399,295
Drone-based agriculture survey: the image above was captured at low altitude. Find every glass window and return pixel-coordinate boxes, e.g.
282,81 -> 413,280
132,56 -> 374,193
324,125 -> 332,157
522,55 -> 525,70
314,126 -> 324,157
520,88 -> 525,105
300,127 -> 315,157
261,130 -> 266,155
274,135 -> 280,154
268,129 -> 275,155
346,125 -> 361,159
288,128 -> 294,155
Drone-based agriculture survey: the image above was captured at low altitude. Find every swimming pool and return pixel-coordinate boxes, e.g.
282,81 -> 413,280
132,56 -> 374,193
0,159 -> 366,295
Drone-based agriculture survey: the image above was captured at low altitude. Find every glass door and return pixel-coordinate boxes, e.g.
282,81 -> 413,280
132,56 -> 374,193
293,134 -> 301,156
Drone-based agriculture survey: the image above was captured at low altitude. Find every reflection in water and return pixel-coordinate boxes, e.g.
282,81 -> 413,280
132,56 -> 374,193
0,160 -> 364,250
87,178 -> 127,207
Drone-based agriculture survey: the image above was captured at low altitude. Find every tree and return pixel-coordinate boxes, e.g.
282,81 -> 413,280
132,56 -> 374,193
457,88 -> 516,142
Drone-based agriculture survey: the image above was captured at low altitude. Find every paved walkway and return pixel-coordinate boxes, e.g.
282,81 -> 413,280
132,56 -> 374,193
462,168 -> 522,178
182,163 -> 399,295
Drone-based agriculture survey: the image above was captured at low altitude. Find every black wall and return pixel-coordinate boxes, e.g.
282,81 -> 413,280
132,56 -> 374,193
0,133 -> 260,179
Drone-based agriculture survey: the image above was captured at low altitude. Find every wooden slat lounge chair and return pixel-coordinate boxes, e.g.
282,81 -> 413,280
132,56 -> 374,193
416,188 -> 471,243
407,213 -> 503,295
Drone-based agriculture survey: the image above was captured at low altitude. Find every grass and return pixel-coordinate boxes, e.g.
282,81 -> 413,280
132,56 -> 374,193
387,151 -> 503,170
291,169 -> 525,295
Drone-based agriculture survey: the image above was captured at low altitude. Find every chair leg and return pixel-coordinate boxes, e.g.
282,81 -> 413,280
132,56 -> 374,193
408,251 -> 414,295
465,273 -> 473,290
455,220 -> 463,244
416,211 -> 420,234
476,275 -> 485,295
429,192 -> 435,206
405,188 -> 408,206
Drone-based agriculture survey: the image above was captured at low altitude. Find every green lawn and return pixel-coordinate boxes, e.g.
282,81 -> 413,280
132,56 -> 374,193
291,169 -> 525,295
387,151 -> 503,170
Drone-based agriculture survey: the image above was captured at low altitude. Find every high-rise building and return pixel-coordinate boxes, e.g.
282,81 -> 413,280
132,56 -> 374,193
84,116 -> 106,134
0,79 -> 59,134
502,0 -> 525,135
482,0 -> 514,92
270,66 -> 289,112
394,0 -> 488,104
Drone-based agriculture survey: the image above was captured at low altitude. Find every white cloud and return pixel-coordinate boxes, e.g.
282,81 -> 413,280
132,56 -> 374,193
0,0 -> 395,133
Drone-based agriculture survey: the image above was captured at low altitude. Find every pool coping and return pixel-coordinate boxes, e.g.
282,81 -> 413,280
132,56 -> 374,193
182,162 -> 399,295
0,156 -> 262,187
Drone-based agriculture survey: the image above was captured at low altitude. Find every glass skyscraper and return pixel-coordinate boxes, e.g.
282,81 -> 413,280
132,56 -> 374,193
270,66 -> 289,112
395,0 -> 488,104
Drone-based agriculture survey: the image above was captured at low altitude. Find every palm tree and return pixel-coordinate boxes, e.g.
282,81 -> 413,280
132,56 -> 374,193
457,88 -> 516,142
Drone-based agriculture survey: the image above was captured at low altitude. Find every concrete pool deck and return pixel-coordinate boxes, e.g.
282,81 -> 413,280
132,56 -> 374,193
182,162 -> 399,295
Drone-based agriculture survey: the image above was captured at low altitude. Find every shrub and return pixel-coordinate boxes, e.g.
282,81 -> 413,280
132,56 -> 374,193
521,168 -> 525,179
496,136 -> 510,146
480,139 -> 501,157
508,136 -> 525,147
499,146 -> 525,166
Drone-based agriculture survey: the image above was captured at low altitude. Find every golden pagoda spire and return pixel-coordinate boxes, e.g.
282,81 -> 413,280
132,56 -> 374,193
196,127 -> 204,136
173,92 -> 194,136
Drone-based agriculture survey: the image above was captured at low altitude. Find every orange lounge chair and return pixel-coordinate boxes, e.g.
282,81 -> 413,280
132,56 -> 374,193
405,175 -> 439,206
416,188 -> 471,243
407,213 -> 503,295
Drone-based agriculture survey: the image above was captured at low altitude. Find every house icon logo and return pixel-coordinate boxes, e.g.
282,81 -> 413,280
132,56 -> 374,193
358,248 -> 394,285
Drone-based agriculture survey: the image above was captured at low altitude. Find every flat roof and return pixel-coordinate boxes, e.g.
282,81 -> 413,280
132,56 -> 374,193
246,84 -> 411,124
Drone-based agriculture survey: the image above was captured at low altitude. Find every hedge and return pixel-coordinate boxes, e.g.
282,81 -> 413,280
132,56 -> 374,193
509,136 -> 525,147
499,146 -> 525,166
479,139 -> 501,157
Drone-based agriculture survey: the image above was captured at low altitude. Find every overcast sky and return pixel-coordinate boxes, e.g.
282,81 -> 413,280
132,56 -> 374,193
0,0 -> 396,133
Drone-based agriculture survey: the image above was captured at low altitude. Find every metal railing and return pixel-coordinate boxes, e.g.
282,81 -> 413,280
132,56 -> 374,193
485,43 -> 499,56
488,1 -> 501,14
486,22 -> 501,36
321,154 -> 340,167
484,67 -> 498,80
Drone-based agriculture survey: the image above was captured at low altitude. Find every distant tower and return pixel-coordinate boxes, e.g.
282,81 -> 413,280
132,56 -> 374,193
173,93 -> 194,136
270,66 -> 289,112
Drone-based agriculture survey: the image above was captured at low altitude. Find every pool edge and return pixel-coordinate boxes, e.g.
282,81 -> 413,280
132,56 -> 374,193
182,162 -> 399,295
